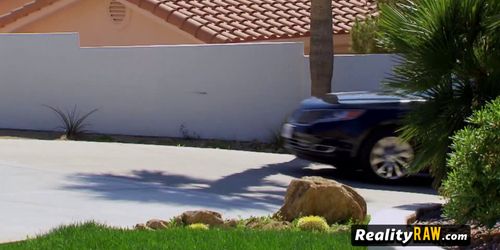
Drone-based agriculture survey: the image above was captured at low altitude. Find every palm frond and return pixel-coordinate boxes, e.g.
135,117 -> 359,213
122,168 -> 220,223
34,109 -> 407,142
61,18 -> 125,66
377,0 -> 500,185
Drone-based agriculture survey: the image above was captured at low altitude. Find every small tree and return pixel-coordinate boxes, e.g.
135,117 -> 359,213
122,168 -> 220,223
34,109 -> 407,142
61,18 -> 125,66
351,17 -> 387,54
350,0 -> 403,54
310,0 -> 333,97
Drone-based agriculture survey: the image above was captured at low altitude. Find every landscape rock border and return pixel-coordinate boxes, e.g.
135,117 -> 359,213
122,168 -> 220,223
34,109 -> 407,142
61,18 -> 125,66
407,203 -> 500,249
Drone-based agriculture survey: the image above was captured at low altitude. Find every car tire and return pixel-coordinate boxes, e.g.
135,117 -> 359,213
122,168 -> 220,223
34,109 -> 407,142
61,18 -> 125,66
359,129 -> 414,183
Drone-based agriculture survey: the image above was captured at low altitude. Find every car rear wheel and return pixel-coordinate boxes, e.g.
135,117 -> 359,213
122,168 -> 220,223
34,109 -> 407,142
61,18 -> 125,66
360,130 -> 414,181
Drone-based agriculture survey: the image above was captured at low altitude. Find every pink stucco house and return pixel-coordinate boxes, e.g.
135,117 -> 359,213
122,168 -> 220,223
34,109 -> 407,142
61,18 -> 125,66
0,0 -> 377,54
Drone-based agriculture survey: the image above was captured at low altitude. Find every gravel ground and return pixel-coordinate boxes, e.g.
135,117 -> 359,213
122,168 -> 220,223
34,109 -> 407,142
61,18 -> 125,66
414,206 -> 499,250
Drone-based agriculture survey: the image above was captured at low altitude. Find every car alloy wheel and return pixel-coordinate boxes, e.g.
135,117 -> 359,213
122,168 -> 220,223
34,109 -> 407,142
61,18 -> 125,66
368,136 -> 414,180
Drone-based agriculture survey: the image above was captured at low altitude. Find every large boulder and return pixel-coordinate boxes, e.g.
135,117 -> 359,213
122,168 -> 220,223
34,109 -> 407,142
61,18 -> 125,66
276,176 -> 367,224
180,210 -> 224,226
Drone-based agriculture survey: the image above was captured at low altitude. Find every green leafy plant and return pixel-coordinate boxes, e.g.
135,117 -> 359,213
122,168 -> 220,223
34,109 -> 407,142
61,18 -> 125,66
350,0 -> 404,53
351,17 -> 388,54
45,105 -> 99,140
296,216 -> 329,232
441,97 -> 500,227
377,0 -> 500,184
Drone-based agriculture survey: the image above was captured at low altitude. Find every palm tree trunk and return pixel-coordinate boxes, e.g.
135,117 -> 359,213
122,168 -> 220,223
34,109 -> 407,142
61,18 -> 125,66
310,0 -> 333,97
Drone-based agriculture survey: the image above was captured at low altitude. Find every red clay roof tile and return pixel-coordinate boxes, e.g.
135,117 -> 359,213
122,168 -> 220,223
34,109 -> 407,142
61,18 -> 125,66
230,22 -> 247,30
254,19 -> 272,29
203,8 -> 219,16
168,11 -> 189,26
0,0 -> 60,28
212,33 -> 229,42
154,4 -> 174,20
181,17 -> 203,34
204,15 -> 221,24
244,28 -> 262,37
252,12 -> 268,21
242,20 -> 259,29
1,0 -> 377,44
196,25 -> 218,42
190,1 -> 205,9
255,27 -> 273,37
139,0 -> 157,12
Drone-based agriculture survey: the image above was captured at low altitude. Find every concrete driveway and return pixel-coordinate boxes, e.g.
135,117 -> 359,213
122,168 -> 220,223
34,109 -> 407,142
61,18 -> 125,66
0,139 -> 441,242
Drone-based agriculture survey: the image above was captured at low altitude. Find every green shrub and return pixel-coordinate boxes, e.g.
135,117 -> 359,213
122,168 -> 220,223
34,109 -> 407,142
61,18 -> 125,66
187,223 -> 209,230
441,97 -> 500,227
296,216 -> 329,232
351,17 -> 381,54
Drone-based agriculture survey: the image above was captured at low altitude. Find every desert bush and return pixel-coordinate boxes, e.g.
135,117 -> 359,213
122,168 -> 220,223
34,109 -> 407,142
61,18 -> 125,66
296,216 -> 329,232
441,97 -> 500,227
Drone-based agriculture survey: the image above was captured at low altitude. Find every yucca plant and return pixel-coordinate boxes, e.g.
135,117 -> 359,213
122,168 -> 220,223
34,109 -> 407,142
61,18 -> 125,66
45,105 -> 99,140
377,0 -> 500,185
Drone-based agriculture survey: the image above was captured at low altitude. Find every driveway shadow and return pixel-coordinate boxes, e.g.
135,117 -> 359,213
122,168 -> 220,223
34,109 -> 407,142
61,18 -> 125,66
63,157 -> 436,211
63,159 -> 305,211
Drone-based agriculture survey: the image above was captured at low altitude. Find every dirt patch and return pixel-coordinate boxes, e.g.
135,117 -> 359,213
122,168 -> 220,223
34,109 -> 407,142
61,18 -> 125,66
0,129 -> 286,154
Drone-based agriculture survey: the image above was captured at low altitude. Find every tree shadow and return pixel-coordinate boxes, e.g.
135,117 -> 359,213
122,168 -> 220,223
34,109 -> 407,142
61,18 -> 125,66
63,158 -> 436,211
62,158 -> 306,211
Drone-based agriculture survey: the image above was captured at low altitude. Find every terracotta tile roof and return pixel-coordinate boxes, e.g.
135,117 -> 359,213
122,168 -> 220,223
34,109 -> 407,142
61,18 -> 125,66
0,0 -> 61,28
128,0 -> 378,43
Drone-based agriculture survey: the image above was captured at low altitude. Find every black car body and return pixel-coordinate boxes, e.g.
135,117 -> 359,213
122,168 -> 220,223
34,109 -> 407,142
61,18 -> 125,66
282,91 -> 424,180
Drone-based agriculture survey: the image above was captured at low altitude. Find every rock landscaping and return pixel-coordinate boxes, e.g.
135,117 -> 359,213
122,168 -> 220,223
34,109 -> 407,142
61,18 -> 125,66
244,217 -> 291,231
145,219 -> 169,230
275,176 -> 367,224
180,210 -> 224,226
135,177 -> 368,232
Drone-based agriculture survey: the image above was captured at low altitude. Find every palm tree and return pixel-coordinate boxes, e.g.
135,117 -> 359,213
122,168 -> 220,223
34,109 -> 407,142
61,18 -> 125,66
310,0 -> 333,97
377,0 -> 500,184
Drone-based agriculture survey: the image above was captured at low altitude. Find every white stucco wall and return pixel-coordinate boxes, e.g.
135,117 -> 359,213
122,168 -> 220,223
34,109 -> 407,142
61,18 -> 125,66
0,33 -> 395,141
304,54 -> 397,92
332,54 -> 396,92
